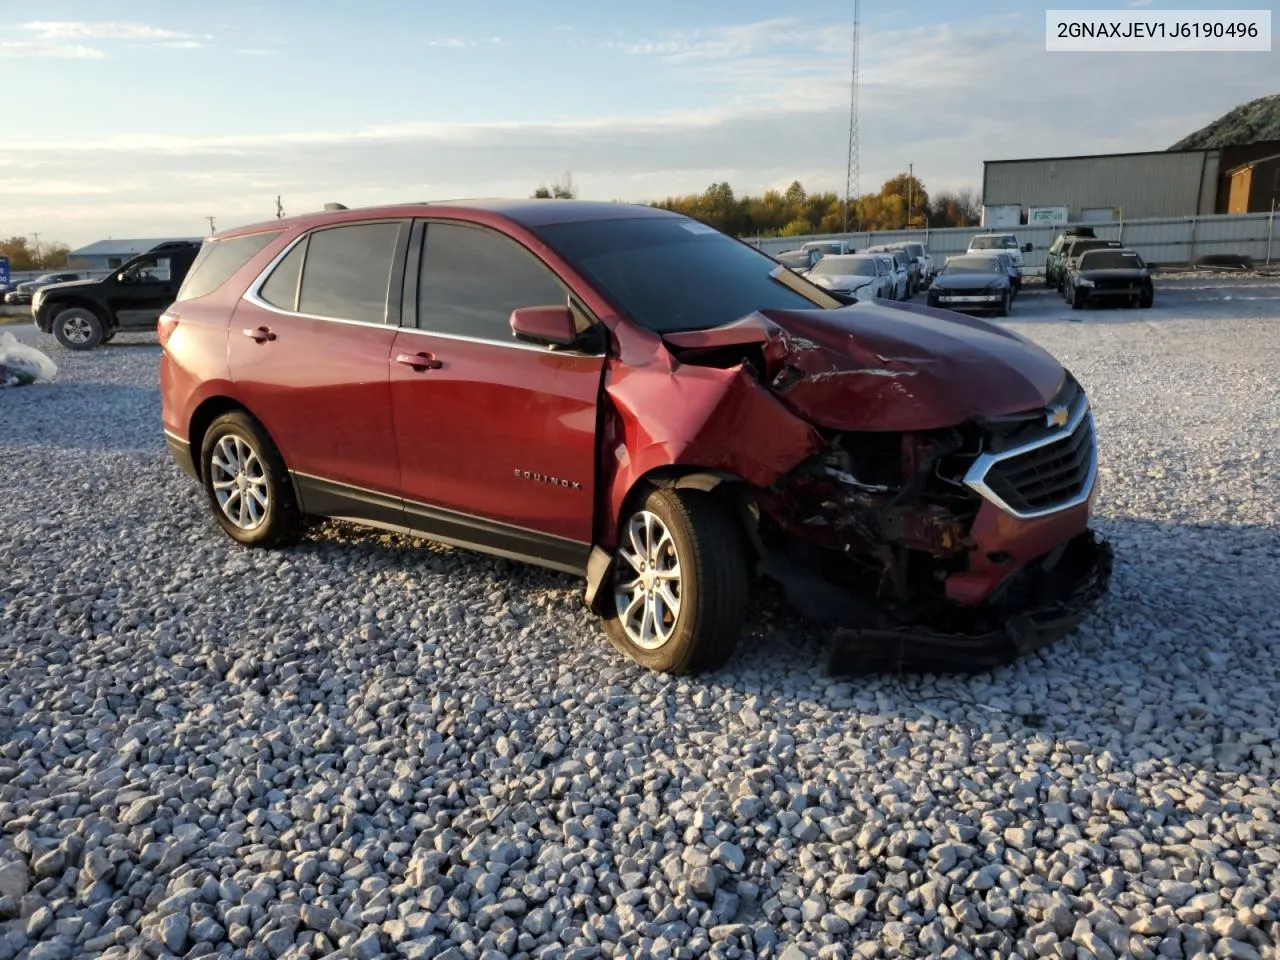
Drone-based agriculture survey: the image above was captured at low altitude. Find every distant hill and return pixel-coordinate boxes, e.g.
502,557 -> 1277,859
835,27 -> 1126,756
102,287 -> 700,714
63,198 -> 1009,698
1171,93 -> 1280,150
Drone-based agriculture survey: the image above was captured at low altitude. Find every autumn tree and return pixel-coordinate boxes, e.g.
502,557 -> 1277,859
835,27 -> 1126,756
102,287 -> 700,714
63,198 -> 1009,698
0,236 -> 72,271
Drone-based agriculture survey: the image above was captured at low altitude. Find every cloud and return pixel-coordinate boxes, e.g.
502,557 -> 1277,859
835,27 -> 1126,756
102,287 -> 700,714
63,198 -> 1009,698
424,36 -> 506,48
158,40 -> 206,49
2,19 -> 1277,244
22,20 -> 193,41
234,48 -> 274,56
0,41 -> 104,59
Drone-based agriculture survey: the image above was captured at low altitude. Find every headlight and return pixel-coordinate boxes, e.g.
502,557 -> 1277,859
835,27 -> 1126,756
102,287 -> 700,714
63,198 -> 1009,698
31,289 -> 44,309
1077,278 -> 1094,287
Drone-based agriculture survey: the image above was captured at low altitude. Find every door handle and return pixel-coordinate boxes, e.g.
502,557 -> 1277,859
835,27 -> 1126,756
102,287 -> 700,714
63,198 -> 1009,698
242,326 -> 276,343
396,352 -> 442,370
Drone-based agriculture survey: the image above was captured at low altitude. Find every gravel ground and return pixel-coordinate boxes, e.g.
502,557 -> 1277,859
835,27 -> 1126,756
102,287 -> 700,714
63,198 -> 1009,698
1,280 -> 1278,960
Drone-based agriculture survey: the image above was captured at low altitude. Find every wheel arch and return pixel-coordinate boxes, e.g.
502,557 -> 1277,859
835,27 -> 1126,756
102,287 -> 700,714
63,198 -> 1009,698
187,397 -> 294,492
584,465 -> 759,613
45,297 -> 108,328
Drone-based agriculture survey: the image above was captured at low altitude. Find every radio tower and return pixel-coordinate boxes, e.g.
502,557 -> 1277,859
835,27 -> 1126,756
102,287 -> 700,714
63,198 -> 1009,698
842,0 -> 861,234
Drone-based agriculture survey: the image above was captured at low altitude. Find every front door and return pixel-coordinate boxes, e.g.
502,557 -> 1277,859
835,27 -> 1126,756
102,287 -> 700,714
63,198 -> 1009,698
112,254 -> 182,329
389,220 -> 605,573
229,220 -> 408,528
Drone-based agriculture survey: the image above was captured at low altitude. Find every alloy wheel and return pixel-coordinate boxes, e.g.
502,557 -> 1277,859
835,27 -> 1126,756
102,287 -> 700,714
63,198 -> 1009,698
61,316 -> 93,345
209,434 -> 269,531
613,510 -> 683,650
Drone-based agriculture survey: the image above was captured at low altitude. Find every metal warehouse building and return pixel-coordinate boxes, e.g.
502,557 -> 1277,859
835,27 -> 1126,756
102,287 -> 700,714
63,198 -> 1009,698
982,140 -> 1280,224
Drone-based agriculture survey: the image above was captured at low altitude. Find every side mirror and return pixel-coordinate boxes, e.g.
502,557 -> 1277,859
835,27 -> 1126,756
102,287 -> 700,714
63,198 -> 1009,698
1023,242 -> 1033,253
510,305 -> 578,348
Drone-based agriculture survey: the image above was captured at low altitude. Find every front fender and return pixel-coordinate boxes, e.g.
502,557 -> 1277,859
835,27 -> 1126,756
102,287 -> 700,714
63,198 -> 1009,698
595,351 -> 823,550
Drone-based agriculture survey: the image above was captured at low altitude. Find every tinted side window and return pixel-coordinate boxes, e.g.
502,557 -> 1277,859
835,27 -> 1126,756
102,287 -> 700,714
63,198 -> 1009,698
260,240 -> 305,311
297,222 -> 401,324
177,232 -> 280,301
418,222 -> 568,341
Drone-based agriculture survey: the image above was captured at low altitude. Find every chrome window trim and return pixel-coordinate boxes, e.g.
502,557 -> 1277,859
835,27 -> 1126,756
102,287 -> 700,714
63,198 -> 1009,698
242,222 -> 403,329
963,400 -> 1097,521
242,224 -> 599,354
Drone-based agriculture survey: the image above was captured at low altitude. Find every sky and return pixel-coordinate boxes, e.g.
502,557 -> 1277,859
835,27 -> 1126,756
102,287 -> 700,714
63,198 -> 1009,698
1,0 -> 1277,247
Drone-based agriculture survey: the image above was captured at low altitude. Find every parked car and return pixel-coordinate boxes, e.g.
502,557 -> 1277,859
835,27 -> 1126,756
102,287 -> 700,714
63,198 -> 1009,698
926,255 -> 1014,316
899,242 -> 935,287
968,233 -> 1032,270
970,250 -> 1022,297
1043,226 -> 1097,287
1065,248 -> 1153,310
775,239 -> 856,273
872,253 -> 909,300
869,242 -> 932,292
161,200 -> 1109,675
804,254 -> 894,299
33,242 -> 202,349
1048,236 -> 1121,292
4,271 -> 89,306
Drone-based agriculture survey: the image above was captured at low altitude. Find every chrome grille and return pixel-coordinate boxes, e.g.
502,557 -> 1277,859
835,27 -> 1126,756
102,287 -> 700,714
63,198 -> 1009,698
964,397 -> 1097,520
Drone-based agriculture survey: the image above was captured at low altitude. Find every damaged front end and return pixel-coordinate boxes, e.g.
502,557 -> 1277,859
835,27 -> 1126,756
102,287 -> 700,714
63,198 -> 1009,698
658,306 -> 1113,673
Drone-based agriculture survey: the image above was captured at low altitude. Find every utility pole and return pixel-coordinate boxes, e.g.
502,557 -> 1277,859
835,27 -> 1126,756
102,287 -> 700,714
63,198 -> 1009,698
32,232 -> 41,262
842,0 -> 860,234
205,216 -> 216,235
275,195 -> 284,219
908,163 -> 913,230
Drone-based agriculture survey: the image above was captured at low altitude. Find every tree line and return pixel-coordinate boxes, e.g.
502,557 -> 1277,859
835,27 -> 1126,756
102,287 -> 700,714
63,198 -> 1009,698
648,176 -> 981,238
531,173 -> 981,238
1,236 -> 73,273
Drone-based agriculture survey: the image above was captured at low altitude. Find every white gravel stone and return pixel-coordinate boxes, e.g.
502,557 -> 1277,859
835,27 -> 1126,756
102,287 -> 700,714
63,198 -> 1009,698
2,287 -> 1280,957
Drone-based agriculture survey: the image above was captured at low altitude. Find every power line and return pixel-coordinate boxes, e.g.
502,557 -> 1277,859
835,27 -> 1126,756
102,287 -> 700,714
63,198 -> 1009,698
843,0 -> 861,234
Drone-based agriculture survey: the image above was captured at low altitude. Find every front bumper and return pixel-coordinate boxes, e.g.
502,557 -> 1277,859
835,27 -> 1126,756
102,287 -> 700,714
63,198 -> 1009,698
1079,285 -> 1142,298
828,529 -> 1113,673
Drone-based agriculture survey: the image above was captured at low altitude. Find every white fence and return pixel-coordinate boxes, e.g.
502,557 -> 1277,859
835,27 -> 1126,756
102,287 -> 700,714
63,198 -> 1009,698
749,211 -> 1280,272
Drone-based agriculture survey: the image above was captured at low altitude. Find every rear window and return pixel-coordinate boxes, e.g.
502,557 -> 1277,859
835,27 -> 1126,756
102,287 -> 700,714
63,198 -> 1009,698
297,222 -> 401,324
177,232 -> 280,301
1080,250 -> 1145,269
971,235 -> 1016,250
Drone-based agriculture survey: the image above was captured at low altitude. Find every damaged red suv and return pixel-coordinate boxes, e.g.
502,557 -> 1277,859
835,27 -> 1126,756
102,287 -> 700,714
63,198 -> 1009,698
161,200 -> 1111,674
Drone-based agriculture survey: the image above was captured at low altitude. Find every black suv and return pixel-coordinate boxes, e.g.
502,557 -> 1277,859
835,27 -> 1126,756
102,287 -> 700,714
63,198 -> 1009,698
33,242 -> 201,350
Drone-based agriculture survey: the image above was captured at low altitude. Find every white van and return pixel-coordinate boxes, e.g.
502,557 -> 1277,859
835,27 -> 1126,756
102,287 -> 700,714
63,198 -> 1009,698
967,233 -> 1033,269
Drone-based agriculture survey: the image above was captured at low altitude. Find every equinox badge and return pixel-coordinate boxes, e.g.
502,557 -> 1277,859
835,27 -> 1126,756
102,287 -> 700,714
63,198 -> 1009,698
515,469 -> 582,490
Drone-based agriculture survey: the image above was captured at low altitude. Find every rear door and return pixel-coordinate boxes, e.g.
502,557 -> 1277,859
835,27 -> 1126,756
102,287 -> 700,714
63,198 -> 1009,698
229,220 -> 409,527
388,219 -> 605,573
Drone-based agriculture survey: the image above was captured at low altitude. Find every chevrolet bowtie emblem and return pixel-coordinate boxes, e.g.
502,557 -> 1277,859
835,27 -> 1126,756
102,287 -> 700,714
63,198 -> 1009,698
1046,404 -> 1069,429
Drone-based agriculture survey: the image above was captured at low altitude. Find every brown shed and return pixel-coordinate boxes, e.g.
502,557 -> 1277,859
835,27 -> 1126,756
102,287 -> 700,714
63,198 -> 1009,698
1225,153 -> 1280,214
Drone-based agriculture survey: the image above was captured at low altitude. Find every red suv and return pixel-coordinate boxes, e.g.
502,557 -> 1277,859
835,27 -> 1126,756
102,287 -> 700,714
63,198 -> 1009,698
161,200 -> 1111,674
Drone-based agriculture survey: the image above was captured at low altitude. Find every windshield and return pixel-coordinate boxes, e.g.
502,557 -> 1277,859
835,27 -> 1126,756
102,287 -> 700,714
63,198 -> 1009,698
904,244 -> 924,257
971,236 -> 1016,250
1069,240 -> 1118,256
809,257 -> 877,278
1080,250 -> 1144,270
944,256 -> 1004,274
535,217 -> 840,333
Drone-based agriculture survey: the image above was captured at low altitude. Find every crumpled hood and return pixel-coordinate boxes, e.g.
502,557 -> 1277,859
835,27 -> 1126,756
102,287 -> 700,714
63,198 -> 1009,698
662,301 -> 1065,432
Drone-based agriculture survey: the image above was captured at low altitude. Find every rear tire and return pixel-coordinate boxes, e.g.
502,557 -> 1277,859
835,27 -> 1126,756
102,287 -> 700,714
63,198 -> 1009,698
602,485 -> 748,675
52,307 -> 104,351
200,411 -> 305,549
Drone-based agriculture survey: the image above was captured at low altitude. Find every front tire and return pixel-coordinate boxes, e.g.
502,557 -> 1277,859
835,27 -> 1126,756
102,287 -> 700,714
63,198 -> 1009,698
200,411 -> 304,548
996,291 -> 1011,317
1139,286 -> 1153,308
602,486 -> 748,675
1072,289 -> 1085,310
52,307 -> 103,351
